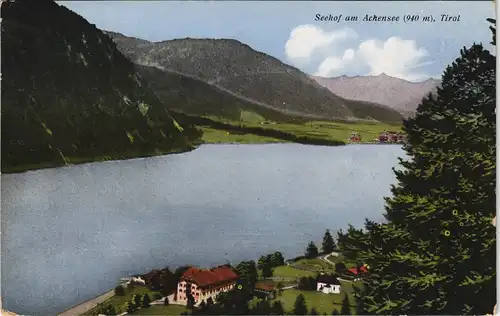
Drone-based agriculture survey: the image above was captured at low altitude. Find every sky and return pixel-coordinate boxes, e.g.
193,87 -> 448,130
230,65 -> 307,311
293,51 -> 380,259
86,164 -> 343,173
59,1 -> 495,82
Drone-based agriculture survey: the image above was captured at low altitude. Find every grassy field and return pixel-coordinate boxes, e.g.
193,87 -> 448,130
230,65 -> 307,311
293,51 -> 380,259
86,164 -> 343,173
259,255 -> 364,314
273,265 -> 318,279
272,288 -> 357,315
201,127 -> 285,144
325,253 -> 358,269
261,256 -> 357,283
294,258 -> 336,273
130,304 -> 188,315
202,113 -> 402,145
256,278 -> 296,288
84,286 -> 161,315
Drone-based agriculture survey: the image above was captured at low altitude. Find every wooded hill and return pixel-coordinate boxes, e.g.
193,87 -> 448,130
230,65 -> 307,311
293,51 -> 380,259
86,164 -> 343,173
1,0 -> 201,172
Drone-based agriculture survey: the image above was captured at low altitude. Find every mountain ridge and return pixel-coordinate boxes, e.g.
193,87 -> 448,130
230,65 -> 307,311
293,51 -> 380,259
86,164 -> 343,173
105,31 -> 404,124
311,74 -> 441,116
323,73 -> 440,83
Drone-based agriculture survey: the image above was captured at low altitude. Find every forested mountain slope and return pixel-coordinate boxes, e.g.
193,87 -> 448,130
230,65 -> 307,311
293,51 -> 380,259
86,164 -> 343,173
1,0 -> 200,172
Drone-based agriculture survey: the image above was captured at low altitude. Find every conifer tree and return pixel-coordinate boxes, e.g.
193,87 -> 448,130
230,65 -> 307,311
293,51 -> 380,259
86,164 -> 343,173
305,241 -> 319,258
487,17 -> 496,45
322,229 -> 336,253
293,293 -> 308,315
142,293 -> 151,308
338,25 -> 496,315
271,301 -> 285,315
340,294 -> 350,315
126,301 -> 135,313
262,261 -> 274,278
199,300 -> 207,311
133,294 -> 141,308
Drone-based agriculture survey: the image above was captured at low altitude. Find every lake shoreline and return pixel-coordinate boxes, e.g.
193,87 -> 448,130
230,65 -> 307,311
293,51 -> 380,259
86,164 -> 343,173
1,140 -> 400,175
1,146 -> 197,175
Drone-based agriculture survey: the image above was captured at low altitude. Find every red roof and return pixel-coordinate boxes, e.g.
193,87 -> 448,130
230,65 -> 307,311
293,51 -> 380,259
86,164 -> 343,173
255,283 -> 275,292
347,266 -> 368,275
181,266 -> 239,287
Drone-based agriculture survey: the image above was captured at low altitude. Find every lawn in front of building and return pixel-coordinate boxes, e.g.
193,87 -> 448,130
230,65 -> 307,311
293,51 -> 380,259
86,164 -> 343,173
273,265 -> 318,279
130,304 -> 188,315
272,289 -> 356,315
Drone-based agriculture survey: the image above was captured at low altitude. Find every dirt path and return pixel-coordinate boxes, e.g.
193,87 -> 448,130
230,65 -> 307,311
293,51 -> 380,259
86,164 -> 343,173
58,289 -> 115,316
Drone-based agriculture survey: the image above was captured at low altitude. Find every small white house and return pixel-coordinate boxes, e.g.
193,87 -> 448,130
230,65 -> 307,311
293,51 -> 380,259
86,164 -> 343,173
316,274 -> 341,294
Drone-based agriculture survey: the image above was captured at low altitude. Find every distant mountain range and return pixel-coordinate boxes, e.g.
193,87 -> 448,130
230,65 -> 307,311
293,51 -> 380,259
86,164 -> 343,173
311,74 -> 441,117
106,31 -> 404,124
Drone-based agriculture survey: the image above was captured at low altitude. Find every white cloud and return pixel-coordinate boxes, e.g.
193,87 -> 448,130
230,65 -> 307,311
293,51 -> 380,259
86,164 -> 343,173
355,37 -> 430,81
286,25 -> 432,82
284,25 -> 358,64
316,49 -> 356,77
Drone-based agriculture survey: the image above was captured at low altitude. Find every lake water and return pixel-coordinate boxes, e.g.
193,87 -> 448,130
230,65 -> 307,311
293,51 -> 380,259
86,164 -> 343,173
1,144 -> 405,315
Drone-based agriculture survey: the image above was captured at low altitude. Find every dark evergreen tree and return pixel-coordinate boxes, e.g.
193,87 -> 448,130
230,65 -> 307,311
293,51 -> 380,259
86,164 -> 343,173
262,261 -> 274,278
293,293 -> 308,315
334,262 -> 347,274
164,296 -> 170,306
251,299 -> 272,314
258,255 -> 269,270
114,285 -> 125,296
298,276 -> 317,290
186,287 -> 195,309
305,241 -> 319,259
213,287 -> 251,314
235,261 -> 258,287
142,293 -> 151,308
331,308 -> 339,315
199,300 -> 207,311
160,267 -> 177,296
352,284 -> 366,315
322,229 -> 336,253
270,252 -> 285,266
487,18 -> 496,45
340,294 -> 350,315
271,301 -> 285,315
133,294 -> 142,309
186,295 -> 195,309
126,301 -> 135,313
338,29 -> 496,315
311,307 -> 319,315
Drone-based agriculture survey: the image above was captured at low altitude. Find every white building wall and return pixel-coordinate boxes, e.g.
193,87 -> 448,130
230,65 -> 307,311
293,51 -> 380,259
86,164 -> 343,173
317,282 -> 341,294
